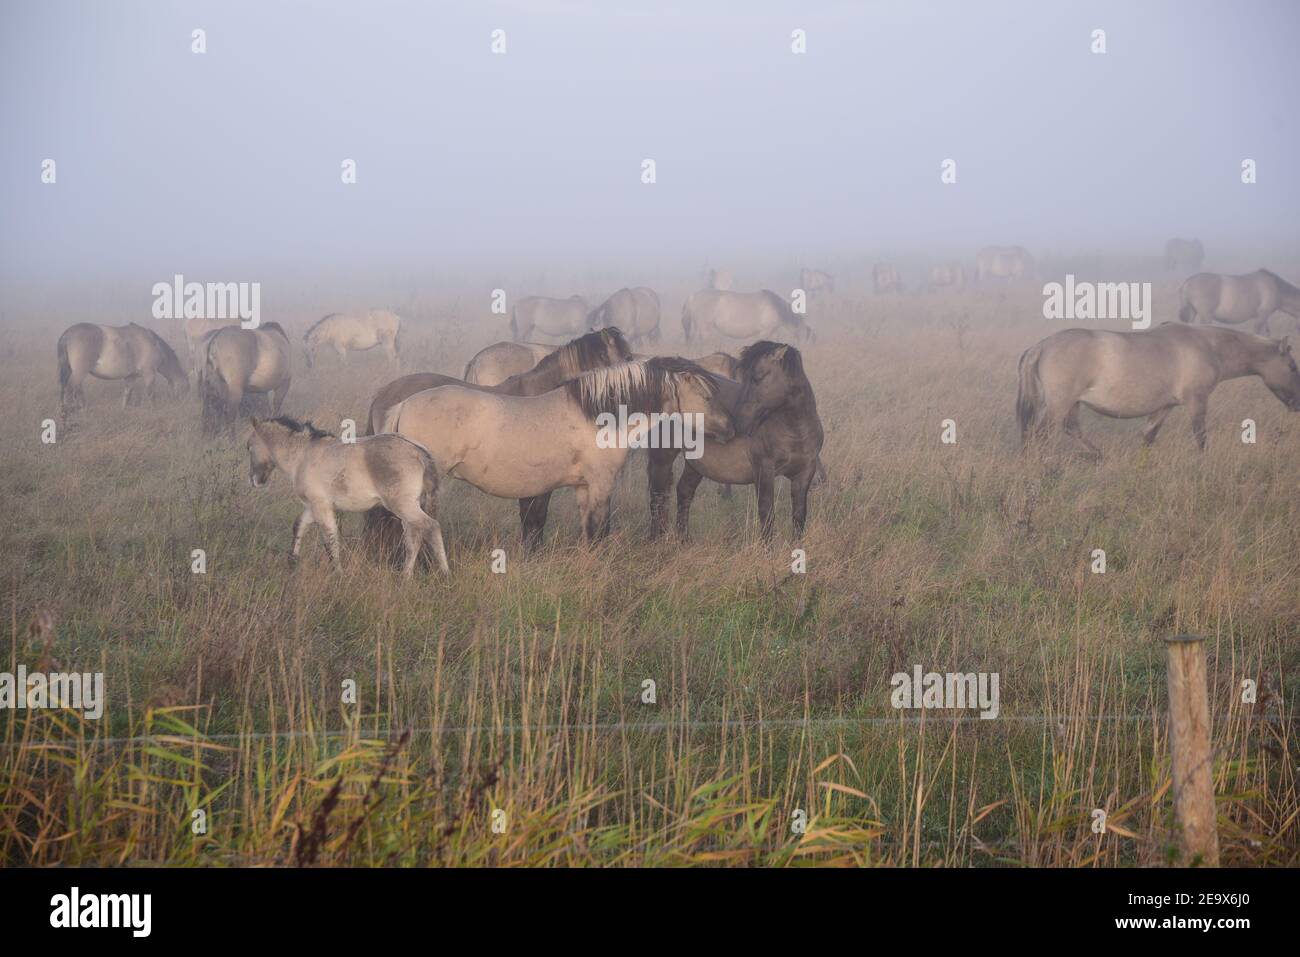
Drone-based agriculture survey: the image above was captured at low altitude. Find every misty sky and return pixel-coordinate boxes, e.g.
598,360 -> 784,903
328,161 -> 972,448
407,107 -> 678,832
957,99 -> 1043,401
2,0 -> 1298,282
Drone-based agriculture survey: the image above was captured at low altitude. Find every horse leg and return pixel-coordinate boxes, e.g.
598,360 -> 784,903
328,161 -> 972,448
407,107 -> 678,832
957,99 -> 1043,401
398,520 -> 422,577
586,483 -> 614,542
316,506 -> 342,568
422,516 -> 450,574
574,485 -> 593,543
790,463 -> 817,539
1062,404 -> 1101,460
754,458 -> 778,540
647,449 -> 677,539
1186,394 -> 1209,450
289,508 -> 314,564
1142,406 -> 1174,446
675,465 -> 704,539
518,493 -> 552,551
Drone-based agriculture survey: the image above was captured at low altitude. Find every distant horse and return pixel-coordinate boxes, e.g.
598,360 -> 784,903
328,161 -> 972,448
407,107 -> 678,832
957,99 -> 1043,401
930,262 -> 966,291
588,288 -> 661,345
872,264 -> 903,295
364,327 -> 632,554
1178,270 -> 1300,336
682,290 -> 812,344
303,310 -> 401,368
202,323 -> 292,433
800,269 -> 835,297
57,322 -> 189,414
382,357 -> 735,547
977,246 -> 1034,282
246,416 -> 448,576
1017,323 -> 1300,456
1164,238 -> 1204,272
650,341 -> 823,540
511,295 -> 590,341
463,341 -> 556,385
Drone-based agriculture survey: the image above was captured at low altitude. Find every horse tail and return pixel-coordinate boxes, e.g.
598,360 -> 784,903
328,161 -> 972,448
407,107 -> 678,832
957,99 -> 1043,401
57,333 -> 71,394
1016,344 -> 1045,444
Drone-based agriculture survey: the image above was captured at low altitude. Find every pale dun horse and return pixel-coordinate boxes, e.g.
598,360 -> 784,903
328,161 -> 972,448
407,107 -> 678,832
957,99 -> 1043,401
302,310 -> 401,368
1017,323 -> 1300,456
246,416 -> 448,575
57,322 -> 189,414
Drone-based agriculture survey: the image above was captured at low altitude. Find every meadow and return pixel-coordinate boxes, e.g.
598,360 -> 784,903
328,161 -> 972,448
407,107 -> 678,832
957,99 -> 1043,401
2,272 -> 1297,866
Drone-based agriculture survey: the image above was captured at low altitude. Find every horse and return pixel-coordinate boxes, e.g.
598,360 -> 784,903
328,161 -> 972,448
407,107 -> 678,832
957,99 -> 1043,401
800,269 -> 835,297
588,288 -> 661,345
1164,238 -> 1205,272
201,323 -> 292,433
930,261 -> 966,291
57,322 -> 189,414
363,327 -> 632,555
511,295 -> 590,341
976,246 -> 1034,282
381,357 -> 735,547
303,310 -> 401,368
183,316 -> 243,371
681,290 -> 812,345
1177,270 -> 1300,336
872,264 -> 902,295
246,416 -> 448,576
1017,323 -> 1300,456
650,341 -> 823,541
463,341 -> 556,385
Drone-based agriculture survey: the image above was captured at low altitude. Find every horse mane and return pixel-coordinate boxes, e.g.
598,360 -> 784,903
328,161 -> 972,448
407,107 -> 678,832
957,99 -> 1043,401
534,326 -> 631,379
303,314 -> 342,341
739,339 -> 807,379
145,327 -> 183,370
564,356 -> 715,421
265,415 -> 333,440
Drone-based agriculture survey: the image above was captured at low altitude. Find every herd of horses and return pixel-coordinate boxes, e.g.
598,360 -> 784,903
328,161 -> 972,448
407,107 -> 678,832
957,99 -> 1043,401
49,256 -> 1300,574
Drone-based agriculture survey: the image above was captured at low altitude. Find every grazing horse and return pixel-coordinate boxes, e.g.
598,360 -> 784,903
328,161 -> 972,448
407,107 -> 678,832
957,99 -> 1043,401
872,264 -> 902,295
1178,270 -> 1300,336
1017,323 -> 1300,456
800,269 -> 835,297
303,310 -> 401,368
363,327 -> 632,554
650,341 -> 823,541
463,341 -> 556,385
246,416 -> 448,576
383,357 -> 735,547
1164,238 -> 1205,272
682,290 -> 813,345
511,295 -> 590,341
202,323 -> 292,433
57,322 -> 189,414
588,287 -> 661,345
977,246 -> 1034,282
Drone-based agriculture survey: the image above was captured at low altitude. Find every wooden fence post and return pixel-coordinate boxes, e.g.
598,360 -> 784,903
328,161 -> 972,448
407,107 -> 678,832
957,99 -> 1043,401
1164,634 -> 1219,866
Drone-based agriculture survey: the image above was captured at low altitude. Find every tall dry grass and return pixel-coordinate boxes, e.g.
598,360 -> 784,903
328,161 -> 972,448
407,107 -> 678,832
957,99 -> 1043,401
1,279 -> 1297,865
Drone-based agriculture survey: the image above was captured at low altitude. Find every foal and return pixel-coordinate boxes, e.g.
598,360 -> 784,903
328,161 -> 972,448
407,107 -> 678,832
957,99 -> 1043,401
246,416 -> 449,575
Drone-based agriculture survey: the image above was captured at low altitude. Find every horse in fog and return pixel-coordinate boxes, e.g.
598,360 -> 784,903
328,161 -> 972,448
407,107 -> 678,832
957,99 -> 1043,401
511,295 -> 590,341
464,341 -> 556,385
303,310 -> 401,368
1164,238 -> 1205,272
800,269 -> 835,298
58,322 -> 189,414
246,416 -> 448,576
930,262 -> 966,291
1177,270 -> 1300,335
977,246 -> 1034,282
872,264 -> 902,295
201,323 -> 292,433
588,288 -> 661,345
682,289 -> 812,344
1017,323 -> 1300,456
382,357 -> 734,547
650,341 -> 823,540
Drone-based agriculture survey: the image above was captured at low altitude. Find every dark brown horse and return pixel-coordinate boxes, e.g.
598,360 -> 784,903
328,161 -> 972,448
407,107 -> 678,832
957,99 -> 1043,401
649,340 -> 824,540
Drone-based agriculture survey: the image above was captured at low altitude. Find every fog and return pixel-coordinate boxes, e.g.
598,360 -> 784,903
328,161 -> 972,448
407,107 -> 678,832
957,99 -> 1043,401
2,0 -> 1298,287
